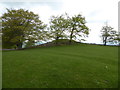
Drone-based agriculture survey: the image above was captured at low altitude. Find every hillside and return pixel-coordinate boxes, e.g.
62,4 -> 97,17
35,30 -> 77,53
2,44 -> 118,88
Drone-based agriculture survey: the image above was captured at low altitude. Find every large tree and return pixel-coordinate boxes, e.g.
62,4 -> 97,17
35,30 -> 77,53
101,23 -> 118,45
49,14 -> 69,44
2,8 -> 47,49
67,14 -> 89,44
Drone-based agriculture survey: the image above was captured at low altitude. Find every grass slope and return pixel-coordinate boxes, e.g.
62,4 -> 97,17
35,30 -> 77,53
0,50 -> 2,89
2,44 -> 118,88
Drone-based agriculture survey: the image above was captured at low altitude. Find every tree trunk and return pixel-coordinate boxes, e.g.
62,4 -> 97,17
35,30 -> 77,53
55,36 -> 59,45
104,37 -> 107,46
16,42 -> 22,49
104,41 -> 106,46
69,29 -> 74,44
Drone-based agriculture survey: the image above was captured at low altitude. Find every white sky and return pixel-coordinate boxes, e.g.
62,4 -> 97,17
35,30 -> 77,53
0,0 -> 119,44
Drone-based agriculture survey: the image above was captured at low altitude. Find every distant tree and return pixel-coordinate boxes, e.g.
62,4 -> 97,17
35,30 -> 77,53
101,23 -> 118,45
67,14 -> 89,44
2,8 -> 47,49
49,14 -> 69,44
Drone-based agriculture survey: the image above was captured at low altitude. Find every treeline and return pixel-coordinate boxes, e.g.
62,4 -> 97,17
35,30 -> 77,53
1,9 -> 119,49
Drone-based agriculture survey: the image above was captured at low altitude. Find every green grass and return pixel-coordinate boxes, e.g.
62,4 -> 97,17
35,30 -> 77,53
2,44 -> 118,88
0,50 -> 2,89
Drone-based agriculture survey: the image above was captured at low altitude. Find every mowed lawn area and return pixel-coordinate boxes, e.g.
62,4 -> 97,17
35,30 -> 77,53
2,44 -> 118,88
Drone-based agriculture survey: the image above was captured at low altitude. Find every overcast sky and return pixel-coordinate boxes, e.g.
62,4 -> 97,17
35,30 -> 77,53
0,0 -> 119,44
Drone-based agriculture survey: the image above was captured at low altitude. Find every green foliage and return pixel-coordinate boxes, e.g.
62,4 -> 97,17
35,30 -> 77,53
49,13 -> 89,44
2,8 -> 47,49
49,14 -> 69,43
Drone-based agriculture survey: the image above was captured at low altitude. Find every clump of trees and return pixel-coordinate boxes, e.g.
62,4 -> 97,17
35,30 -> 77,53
1,8 -> 90,49
2,8 -> 119,49
49,13 -> 89,44
101,23 -> 119,46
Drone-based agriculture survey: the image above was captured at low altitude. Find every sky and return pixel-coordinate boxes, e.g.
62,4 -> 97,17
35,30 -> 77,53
0,0 -> 119,44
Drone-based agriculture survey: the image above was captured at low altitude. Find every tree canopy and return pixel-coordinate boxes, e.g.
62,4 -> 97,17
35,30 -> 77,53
48,13 -> 89,44
2,8 -> 47,49
67,14 -> 89,44
49,13 -> 69,44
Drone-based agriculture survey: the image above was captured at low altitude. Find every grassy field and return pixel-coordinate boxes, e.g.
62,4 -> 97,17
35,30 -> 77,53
0,50 -> 2,89
2,44 -> 118,88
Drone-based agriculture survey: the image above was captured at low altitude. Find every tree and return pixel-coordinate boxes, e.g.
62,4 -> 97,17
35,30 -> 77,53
67,14 -> 89,44
49,14 -> 69,44
2,8 -> 47,49
101,23 -> 118,45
